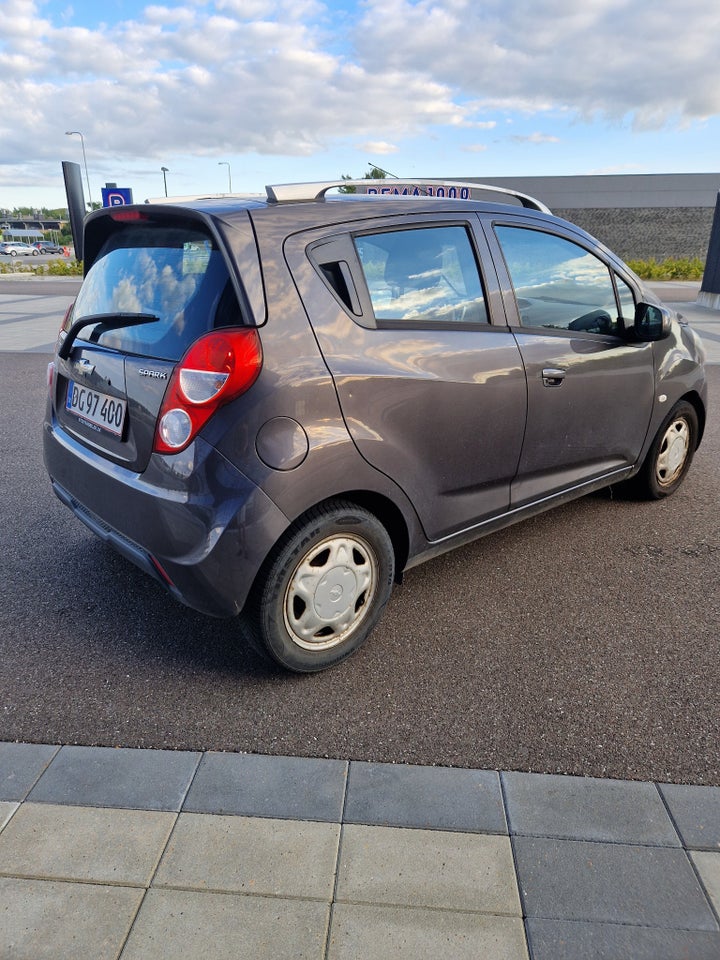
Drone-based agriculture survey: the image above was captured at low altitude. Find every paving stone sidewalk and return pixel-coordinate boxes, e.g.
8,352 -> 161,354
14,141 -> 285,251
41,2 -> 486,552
1,742 -> 719,960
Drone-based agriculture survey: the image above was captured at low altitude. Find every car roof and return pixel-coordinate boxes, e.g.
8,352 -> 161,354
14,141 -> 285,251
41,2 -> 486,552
142,179 -> 550,212
94,179 -> 556,236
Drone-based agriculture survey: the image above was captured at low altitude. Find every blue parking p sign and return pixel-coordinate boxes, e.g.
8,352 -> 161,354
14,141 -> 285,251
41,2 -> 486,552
101,187 -> 134,207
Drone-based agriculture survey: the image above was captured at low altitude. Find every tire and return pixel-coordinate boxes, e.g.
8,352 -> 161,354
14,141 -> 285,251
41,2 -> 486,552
633,400 -> 699,499
244,500 -> 395,672
9,250 -> 16,257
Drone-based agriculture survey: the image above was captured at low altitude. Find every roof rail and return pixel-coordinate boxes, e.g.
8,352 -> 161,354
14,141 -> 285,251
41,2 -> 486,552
144,192 -> 264,204
265,179 -> 551,213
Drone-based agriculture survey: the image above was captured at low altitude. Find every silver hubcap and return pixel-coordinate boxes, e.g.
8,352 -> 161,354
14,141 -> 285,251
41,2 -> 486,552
656,416 -> 690,487
283,535 -> 377,650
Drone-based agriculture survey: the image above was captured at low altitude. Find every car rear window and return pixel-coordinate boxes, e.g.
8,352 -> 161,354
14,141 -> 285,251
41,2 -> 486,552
70,223 -> 241,361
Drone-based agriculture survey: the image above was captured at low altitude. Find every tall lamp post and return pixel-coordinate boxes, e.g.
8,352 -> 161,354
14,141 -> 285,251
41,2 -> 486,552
161,167 -> 169,197
218,161 -> 232,193
65,130 -> 92,207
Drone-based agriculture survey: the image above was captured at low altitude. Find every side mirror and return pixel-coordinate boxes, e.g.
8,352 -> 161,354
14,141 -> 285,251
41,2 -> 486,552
633,302 -> 672,341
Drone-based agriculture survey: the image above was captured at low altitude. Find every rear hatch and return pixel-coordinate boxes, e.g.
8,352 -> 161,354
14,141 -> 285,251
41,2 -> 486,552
52,209 -> 250,472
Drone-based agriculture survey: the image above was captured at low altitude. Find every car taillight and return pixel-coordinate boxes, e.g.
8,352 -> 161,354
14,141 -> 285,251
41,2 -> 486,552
154,329 -> 263,454
109,210 -> 148,222
47,360 -> 55,394
56,301 -> 75,354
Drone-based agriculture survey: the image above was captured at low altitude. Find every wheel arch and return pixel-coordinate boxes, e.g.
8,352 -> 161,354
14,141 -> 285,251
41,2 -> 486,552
250,489 -> 411,600
335,489 -> 411,581
680,390 -> 706,448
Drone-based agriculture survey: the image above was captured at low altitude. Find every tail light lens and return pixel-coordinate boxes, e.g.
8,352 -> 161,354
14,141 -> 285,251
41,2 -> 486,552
154,329 -> 262,454
56,300 -> 75,354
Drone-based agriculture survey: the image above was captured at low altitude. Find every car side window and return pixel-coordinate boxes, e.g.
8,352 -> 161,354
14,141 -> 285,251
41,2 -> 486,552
354,226 -> 488,325
495,225 -> 621,336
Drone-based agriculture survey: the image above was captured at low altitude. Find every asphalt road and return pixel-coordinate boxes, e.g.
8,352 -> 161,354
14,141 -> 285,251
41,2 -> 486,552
2,352 -> 719,784
0,278 -> 81,297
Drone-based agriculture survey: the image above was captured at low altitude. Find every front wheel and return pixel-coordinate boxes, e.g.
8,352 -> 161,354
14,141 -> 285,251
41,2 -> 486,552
244,501 -> 395,672
633,401 -> 699,499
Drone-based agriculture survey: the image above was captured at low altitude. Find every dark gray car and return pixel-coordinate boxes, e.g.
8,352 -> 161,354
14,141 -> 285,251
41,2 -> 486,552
43,180 -> 707,671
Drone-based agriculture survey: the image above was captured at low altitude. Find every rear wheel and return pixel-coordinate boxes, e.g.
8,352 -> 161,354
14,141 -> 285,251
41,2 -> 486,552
244,501 -> 395,672
633,400 -> 699,499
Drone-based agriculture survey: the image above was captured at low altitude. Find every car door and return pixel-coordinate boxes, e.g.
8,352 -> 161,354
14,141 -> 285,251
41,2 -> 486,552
284,216 -> 528,542
484,218 -> 655,507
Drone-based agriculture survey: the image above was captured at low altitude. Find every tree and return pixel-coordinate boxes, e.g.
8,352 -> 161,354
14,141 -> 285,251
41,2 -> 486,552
338,166 -> 390,193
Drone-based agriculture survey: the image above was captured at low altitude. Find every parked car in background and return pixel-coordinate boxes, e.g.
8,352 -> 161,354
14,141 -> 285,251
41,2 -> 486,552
43,179 -> 708,672
32,241 -> 63,255
0,241 -> 37,256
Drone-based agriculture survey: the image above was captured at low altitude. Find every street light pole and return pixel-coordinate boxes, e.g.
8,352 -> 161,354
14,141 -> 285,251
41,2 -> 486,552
218,161 -> 232,193
65,130 -> 93,207
161,167 -> 169,197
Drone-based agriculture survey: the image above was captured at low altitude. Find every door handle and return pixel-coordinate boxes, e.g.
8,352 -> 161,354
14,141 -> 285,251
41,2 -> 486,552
542,367 -> 566,387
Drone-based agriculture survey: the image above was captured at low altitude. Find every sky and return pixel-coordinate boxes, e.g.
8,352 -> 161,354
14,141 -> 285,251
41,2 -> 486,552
1,0 -> 719,210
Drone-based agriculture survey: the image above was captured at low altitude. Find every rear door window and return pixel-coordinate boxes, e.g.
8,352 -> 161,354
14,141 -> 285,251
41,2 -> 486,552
354,225 -> 489,326
71,224 -> 241,360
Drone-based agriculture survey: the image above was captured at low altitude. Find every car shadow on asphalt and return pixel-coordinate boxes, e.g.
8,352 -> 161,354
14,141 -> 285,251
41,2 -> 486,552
46,536 -> 281,680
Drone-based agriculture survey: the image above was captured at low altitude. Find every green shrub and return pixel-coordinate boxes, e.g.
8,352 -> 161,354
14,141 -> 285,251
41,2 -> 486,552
46,259 -> 83,276
0,259 -> 82,276
626,257 -> 705,281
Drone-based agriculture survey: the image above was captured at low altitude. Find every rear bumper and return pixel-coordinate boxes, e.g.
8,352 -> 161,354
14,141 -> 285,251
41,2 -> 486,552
43,416 -> 290,618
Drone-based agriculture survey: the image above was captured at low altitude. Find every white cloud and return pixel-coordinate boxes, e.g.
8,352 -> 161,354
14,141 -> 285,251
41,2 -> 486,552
0,0 -> 719,202
358,141 -> 398,155
0,0 -> 469,165
354,0 -> 720,127
511,133 -> 561,144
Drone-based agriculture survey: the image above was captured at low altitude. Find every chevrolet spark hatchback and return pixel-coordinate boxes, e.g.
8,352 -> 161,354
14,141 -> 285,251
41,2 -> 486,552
43,180 -> 707,671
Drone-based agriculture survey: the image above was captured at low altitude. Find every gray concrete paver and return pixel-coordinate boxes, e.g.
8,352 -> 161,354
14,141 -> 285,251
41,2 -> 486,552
183,751 -> 347,821
153,812 -> 340,899
0,801 -> 18,831
526,918 -> 720,960
691,851 -> 720,915
27,745 -> 201,811
514,836 -> 719,930
502,771 -> 681,845
0,742 -> 59,801
336,823 -> 522,915
0,876 -> 144,960
344,761 -> 506,833
660,783 -> 720,850
119,888 -> 330,960
0,803 -> 176,886
327,903 -> 529,960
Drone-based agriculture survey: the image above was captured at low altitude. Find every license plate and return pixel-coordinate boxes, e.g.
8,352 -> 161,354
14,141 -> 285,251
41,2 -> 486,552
65,380 -> 127,436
